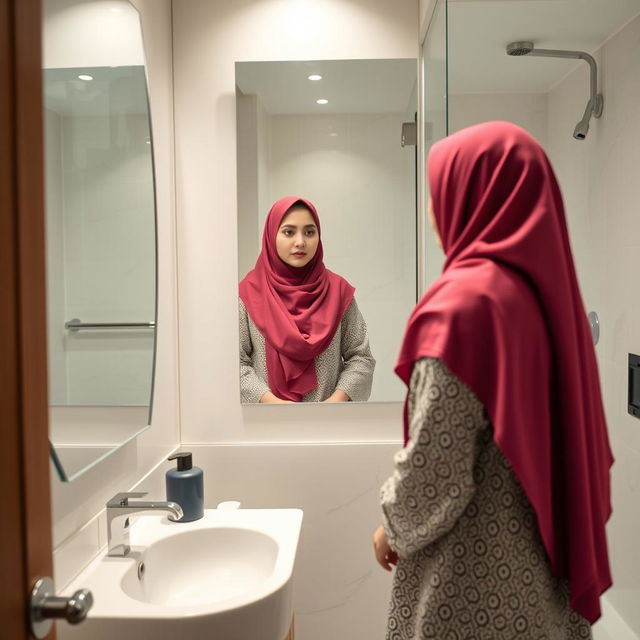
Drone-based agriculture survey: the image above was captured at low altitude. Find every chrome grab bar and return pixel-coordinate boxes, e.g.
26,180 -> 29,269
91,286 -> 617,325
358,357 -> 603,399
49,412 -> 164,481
65,318 -> 156,331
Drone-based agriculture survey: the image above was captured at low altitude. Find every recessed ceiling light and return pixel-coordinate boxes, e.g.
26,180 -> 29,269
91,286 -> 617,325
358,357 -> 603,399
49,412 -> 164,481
308,74 -> 322,81
78,74 -> 93,81
316,99 -> 329,105
329,132 -> 338,137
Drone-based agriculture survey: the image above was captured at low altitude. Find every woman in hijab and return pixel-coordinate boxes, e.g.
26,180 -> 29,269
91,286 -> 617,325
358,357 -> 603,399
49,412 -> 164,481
239,196 -> 375,403
373,121 -> 613,638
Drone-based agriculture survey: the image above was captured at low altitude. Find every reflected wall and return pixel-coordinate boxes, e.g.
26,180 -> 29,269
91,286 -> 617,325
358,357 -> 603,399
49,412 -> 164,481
43,0 -> 157,481
236,59 -> 417,403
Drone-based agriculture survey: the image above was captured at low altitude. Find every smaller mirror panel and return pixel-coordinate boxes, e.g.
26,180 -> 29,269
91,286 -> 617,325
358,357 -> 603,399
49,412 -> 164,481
43,0 -> 157,481
236,59 -> 417,404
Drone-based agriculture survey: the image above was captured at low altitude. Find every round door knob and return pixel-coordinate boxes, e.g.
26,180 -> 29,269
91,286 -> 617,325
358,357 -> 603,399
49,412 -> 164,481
64,588 -> 93,624
30,577 -> 94,639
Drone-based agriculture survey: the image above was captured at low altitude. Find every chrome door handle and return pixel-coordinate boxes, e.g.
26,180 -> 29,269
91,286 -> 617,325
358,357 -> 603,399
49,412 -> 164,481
30,576 -> 93,638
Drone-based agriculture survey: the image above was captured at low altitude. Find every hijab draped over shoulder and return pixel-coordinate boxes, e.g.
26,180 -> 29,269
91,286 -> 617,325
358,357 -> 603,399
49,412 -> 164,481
240,196 -> 354,402
396,122 -> 613,623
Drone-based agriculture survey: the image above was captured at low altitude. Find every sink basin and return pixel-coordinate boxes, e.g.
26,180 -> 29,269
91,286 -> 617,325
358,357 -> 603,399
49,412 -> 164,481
59,509 -> 303,640
121,527 -> 278,606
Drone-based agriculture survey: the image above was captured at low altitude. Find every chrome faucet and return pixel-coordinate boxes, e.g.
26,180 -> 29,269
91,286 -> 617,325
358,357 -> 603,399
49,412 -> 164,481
106,492 -> 183,557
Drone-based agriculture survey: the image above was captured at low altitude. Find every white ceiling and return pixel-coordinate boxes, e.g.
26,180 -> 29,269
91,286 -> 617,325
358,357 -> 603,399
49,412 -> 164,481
447,0 -> 640,93
235,59 -> 417,115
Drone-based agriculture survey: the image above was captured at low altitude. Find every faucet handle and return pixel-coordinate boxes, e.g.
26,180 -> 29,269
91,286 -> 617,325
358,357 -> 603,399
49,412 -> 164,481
106,492 -> 148,508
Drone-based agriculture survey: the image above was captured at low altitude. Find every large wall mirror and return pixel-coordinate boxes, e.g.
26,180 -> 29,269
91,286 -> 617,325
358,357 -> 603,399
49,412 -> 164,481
236,58 -> 417,404
43,0 -> 157,481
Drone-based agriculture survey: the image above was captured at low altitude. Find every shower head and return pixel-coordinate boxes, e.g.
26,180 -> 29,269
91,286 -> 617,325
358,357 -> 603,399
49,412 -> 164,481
506,41 -> 534,56
505,41 -> 604,139
573,120 -> 589,140
573,98 -> 595,140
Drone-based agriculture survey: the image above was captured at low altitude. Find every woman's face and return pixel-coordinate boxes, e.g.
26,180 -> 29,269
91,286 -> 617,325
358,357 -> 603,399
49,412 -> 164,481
276,205 -> 320,268
427,197 -> 442,249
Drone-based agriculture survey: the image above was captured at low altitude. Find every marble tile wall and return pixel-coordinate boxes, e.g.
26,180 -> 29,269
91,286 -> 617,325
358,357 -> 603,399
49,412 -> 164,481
178,443 -> 399,640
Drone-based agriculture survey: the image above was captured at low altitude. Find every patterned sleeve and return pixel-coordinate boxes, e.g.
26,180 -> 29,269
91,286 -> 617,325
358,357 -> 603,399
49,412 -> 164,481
335,298 -> 376,401
380,357 -> 488,557
239,299 -> 271,403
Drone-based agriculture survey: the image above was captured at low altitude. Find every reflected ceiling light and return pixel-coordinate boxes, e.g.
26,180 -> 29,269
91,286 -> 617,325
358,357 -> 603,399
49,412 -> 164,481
78,74 -> 93,81
316,98 -> 328,105
329,132 -> 338,137
308,74 -> 322,81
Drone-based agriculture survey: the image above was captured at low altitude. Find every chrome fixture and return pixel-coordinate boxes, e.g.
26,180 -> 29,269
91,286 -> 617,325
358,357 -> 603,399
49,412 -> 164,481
30,576 -> 93,638
588,311 -> 600,345
506,41 -> 603,139
65,318 -> 156,331
106,492 -> 183,557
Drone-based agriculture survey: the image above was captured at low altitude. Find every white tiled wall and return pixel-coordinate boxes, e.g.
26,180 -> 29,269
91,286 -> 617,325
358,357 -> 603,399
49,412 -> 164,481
546,13 -> 640,636
448,92 -> 548,145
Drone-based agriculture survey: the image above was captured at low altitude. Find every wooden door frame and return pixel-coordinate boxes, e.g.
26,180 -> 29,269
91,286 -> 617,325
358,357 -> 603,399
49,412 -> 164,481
1,0 -> 55,638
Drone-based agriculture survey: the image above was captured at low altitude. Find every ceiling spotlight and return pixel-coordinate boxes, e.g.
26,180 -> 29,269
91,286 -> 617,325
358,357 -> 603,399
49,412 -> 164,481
78,74 -> 94,81
316,98 -> 328,105
308,74 -> 322,81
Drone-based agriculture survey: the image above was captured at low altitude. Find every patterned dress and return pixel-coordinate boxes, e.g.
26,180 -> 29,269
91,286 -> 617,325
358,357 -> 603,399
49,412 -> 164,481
239,298 -> 375,403
380,357 -> 592,639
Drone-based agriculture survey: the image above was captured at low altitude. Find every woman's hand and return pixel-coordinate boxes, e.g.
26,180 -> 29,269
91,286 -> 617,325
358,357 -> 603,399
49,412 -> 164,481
373,525 -> 398,571
259,391 -> 294,404
323,389 -> 351,403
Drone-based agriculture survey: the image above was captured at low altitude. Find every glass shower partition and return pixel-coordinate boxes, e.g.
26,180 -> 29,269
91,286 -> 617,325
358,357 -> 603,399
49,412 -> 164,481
420,0 -> 447,293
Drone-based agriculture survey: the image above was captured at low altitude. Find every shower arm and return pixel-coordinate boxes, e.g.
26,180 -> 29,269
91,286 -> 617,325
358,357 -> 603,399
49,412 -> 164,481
526,48 -> 603,118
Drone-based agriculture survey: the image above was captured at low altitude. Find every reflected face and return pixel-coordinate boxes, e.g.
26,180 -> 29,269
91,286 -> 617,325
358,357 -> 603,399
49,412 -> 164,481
276,205 -> 319,268
427,197 -> 442,249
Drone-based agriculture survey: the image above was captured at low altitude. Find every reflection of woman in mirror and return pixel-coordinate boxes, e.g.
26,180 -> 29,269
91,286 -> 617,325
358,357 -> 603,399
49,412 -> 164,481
373,122 -> 612,637
239,196 -> 375,403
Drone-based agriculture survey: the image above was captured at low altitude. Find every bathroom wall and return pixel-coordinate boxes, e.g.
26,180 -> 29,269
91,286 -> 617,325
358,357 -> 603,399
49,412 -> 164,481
171,2 -> 418,637
173,0 -> 419,442
448,92 -> 548,145
260,109 -> 416,402
545,13 -> 640,636
47,111 -> 156,405
155,443 -> 396,640
49,0 -> 180,591
445,10 -> 640,637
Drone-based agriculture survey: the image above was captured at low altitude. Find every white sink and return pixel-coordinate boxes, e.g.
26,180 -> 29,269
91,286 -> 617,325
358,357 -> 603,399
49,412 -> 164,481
59,509 -> 303,640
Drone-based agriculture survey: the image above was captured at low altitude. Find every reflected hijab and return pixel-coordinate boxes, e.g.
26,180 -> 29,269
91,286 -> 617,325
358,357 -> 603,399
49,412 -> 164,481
396,122 -> 613,622
240,196 -> 354,402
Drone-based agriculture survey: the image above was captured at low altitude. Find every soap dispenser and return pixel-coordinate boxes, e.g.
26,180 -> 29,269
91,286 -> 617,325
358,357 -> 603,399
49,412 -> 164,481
165,452 -> 204,522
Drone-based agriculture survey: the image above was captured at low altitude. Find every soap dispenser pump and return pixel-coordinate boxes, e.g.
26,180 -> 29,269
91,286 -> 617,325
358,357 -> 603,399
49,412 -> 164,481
165,451 -> 204,522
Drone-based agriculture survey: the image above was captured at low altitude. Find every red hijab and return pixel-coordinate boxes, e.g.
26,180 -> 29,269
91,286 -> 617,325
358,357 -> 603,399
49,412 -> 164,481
240,196 -> 354,402
396,122 -> 613,622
